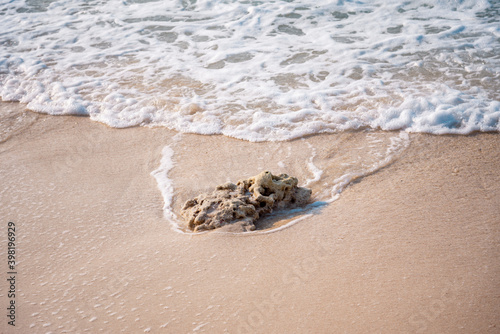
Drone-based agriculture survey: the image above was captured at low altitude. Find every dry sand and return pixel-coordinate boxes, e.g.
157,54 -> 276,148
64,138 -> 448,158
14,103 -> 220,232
0,101 -> 499,333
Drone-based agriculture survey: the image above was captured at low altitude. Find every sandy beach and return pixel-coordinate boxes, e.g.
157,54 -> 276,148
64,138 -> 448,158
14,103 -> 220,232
0,101 -> 499,333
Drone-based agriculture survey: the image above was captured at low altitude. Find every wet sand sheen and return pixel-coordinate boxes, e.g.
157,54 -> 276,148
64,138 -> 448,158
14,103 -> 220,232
0,102 -> 499,333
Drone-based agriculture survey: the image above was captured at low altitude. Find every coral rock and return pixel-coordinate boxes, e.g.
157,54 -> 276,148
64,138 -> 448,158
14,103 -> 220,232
181,171 -> 312,232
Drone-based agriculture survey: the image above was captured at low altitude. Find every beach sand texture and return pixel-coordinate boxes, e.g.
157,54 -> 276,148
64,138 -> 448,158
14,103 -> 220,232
0,102 -> 499,333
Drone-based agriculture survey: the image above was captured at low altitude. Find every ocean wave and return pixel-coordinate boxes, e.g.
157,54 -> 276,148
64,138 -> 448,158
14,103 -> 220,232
1,0 -> 499,141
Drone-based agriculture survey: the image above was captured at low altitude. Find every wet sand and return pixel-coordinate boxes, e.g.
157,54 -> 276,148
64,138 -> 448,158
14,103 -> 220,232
0,102 -> 499,333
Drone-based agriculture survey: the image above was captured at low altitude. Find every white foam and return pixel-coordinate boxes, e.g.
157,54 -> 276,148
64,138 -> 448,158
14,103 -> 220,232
304,142 -> 323,186
1,0 -> 498,140
330,131 -> 410,200
150,145 -> 178,226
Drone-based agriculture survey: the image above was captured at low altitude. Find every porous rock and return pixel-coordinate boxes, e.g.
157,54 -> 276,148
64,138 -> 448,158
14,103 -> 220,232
181,171 -> 312,232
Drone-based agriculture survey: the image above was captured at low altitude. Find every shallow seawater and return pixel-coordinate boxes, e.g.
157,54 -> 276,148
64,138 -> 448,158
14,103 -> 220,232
1,1 -> 499,233
152,130 -> 410,234
1,0 -> 499,141
0,102 -> 37,143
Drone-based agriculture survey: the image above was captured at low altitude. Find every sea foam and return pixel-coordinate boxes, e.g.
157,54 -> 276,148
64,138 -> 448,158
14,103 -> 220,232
1,0 -> 499,140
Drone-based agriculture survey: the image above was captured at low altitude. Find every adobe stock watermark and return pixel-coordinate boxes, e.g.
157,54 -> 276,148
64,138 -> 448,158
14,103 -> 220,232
408,276 -> 465,333
233,223 -> 406,333
81,270 -> 133,321
235,237 -> 333,333
50,126 -> 103,174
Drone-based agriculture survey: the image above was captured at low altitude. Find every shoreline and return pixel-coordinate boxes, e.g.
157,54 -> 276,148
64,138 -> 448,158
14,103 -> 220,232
0,102 -> 499,333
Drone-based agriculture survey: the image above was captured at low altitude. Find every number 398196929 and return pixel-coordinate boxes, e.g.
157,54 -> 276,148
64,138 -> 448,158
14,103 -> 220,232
7,222 -> 16,271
